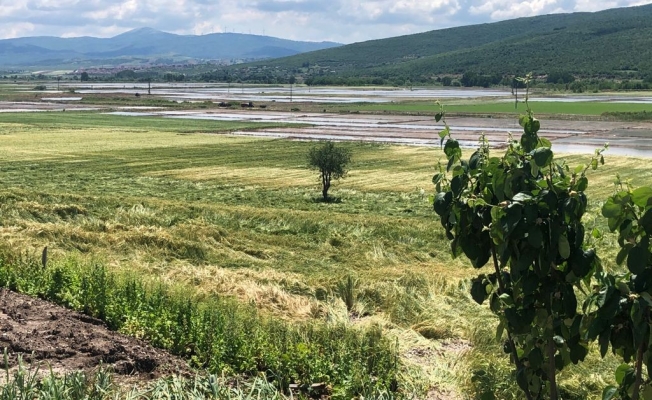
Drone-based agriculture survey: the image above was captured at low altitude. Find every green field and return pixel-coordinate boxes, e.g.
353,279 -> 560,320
344,100 -> 652,115
0,111 -> 650,398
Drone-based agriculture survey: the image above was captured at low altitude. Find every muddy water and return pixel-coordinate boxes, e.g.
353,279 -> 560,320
45,83 -> 652,105
40,97 -> 83,101
48,83 -> 511,103
103,110 -> 652,157
1,97 -> 649,157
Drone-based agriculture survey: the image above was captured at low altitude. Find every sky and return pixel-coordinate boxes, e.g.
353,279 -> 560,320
0,0 -> 651,44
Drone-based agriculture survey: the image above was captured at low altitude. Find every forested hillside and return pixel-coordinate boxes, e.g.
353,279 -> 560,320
245,4 -> 652,79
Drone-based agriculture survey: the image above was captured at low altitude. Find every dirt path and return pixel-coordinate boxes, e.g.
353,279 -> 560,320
0,288 -> 191,383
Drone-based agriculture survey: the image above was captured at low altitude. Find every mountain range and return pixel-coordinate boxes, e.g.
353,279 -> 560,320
0,28 -> 342,68
248,4 -> 652,78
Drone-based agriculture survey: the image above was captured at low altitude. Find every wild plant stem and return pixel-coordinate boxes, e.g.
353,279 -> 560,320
547,338 -> 559,400
632,340 -> 646,400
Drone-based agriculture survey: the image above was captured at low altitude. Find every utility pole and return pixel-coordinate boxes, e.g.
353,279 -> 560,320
148,78 -> 151,95
57,76 -> 61,91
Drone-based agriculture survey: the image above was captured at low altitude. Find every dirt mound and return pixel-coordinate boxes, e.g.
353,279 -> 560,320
0,288 -> 191,382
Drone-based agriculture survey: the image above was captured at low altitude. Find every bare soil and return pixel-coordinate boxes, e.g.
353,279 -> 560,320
0,288 -> 191,383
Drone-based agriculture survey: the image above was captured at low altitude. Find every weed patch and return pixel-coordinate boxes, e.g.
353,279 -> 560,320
0,253 -> 400,398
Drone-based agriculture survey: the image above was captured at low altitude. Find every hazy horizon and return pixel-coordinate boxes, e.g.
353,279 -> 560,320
1,0 -> 651,44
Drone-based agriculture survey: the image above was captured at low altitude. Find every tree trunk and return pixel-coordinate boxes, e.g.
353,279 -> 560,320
491,245 -> 534,400
632,341 -> 646,400
322,173 -> 330,200
548,338 -> 559,400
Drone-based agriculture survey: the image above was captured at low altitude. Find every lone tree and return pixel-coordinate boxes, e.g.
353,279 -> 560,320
308,141 -> 351,201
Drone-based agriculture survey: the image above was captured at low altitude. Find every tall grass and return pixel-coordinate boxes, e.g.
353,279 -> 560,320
0,112 -> 647,397
0,252 -> 400,399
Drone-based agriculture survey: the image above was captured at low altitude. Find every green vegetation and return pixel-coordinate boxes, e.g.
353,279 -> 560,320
0,354 -> 295,399
432,78 -> 652,400
433,84 -> 608,399
236,4 -> 652,82
0,112 -> 292,133
341,101 -> 652,116
590,183 -> 652,400
0,254 -> 398,398
602,111 -> 652,121
307,141 -> 352,200
0,111 -> 651,397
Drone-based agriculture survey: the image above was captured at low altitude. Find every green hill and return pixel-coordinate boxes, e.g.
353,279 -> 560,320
245,4 -> 652,79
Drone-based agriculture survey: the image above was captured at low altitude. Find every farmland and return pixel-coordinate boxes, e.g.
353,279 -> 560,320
0,108 -> 650,398
337,100 -> 652,116
3,1 -> 652,397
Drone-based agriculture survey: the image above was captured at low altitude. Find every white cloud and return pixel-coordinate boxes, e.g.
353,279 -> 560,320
470,0 -> 560,19
0,0 -> 650,43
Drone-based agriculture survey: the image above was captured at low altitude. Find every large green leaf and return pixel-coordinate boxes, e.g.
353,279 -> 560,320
599,328 -> 611,358
633,269 -> 652,293
516,368 -> 529,393
602,197 -> 622,219
492,169 -> 506,202
615,364 -> 633,385
512,192 -> 533,203
528,347 -> 544,369
469,151 -> 480,170
439,126 -> 450,145
558,235 -> 571,259
451,175 -> 468,197
433,192 -> 452,216
444,139 -> 461,160
532,147 -> 553,168
641,385 -> 652,400
521,133 -> 538,153
569,342 -> 588,364
527,226 -> 543,249
461,235 -> 480,261
602,386 -> 617,400
641,208 -> 652,235
523,117 -> 541,135
631,298 -> 649,344
616,247 -> 629,266
632,186 -> 652,208
628,246 -> 650,275
538,137 -> 552,148
471,277 -> 489,305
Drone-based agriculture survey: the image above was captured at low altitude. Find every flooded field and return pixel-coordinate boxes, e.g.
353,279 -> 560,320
48,83 -> 509,103
4,83 -> 652,157
28,82 -> 652,105
105,109 -> 652,157
0,101 -> 100,112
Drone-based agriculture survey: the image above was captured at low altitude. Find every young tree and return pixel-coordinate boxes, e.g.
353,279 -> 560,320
307,141 -> 351,201
432,77 -> 606,399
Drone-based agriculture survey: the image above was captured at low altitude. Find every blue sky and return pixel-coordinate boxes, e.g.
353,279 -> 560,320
1,0 -> 651,43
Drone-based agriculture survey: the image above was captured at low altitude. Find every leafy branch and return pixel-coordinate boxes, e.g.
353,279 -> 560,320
432,75 -> 605,399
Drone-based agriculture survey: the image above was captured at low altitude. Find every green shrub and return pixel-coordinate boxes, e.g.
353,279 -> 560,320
0,253 -> 399,398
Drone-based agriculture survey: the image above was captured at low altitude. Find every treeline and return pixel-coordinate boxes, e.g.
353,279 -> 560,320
21,65 -> 652,91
